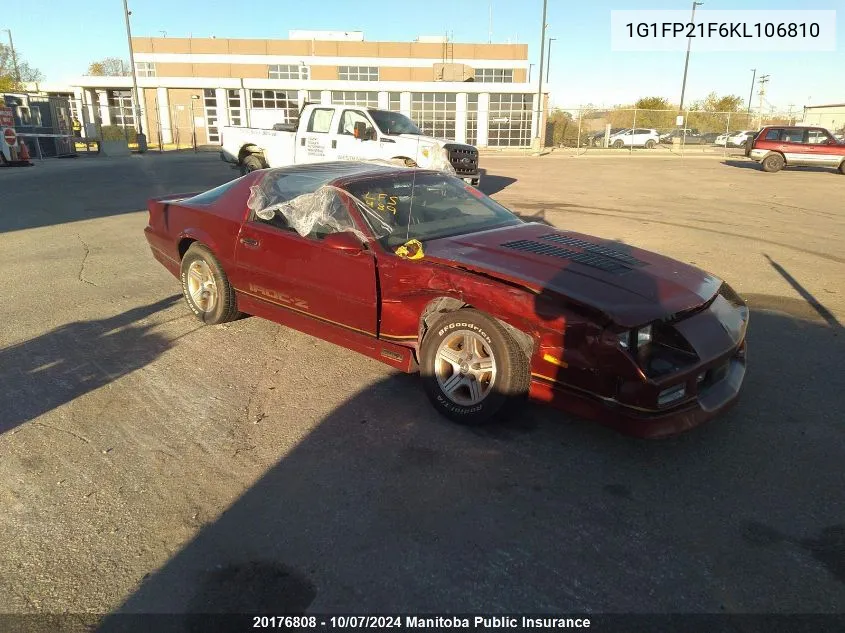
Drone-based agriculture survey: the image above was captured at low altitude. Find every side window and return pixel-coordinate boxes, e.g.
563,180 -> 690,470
307,108 -> 334,133
338,110 -> 370,136
764,129 -> 782,141
782,129 -> 806,144
808,129 -> 832,145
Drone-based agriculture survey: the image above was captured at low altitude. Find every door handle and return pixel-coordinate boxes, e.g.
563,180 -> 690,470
332,140 -> 337,149
301,138 -> 306,146
240,237 -> 260,248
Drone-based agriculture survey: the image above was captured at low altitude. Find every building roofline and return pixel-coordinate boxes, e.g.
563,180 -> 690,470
804,103 -> 845,109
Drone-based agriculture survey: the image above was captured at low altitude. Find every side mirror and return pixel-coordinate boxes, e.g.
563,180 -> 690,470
322,231 -> 363,252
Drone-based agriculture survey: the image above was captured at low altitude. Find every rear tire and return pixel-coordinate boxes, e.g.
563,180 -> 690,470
839,161 -> 845,175
420,309 -> 530,425
645,139 -> 656,149
240,154 -> 266,176
180,243 -> 240,325
761,153 -> 785,173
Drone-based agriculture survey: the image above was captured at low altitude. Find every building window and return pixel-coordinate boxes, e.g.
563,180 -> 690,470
466,94 -> 478,146
269,64 -> 309,80
227,89 -> 242,126
307,90 -> 322,105
388,92 -> 401,112
251,89 -> 298,122
487,93 -> 532,147
108,90 -> 135,127
411,92 -> 457,139
475,68 -> 514,83
331,91 -> 379,108
135,62 -> 156,78
204,89 -> 219,144
338,66 -> 379,81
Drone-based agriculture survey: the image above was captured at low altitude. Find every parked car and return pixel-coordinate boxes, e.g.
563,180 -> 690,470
220,104 -> 481,186
746,125 -> 845,173
701,132 -> 720,144
144,161 -> 749,438
587,127 -> 625,147
607,128 -> 660,149
660,128 -> 705,144
716,130 -> 756,147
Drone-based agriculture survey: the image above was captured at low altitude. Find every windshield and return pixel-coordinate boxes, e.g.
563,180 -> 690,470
343,172 -> 522,249
368,110 -> 422,135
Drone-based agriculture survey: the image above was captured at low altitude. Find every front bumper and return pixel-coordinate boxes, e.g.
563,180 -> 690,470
530,339 -> 747,439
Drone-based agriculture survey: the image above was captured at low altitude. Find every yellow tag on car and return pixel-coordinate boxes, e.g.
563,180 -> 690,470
395,239 -> 425,260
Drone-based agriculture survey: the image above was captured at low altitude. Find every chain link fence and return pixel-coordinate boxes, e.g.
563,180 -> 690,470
544,107 -> 837,156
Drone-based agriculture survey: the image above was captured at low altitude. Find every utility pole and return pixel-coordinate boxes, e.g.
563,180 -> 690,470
1,29 -> 21,89
746,68 -> 756,126
787,104 -> 795,125
122,0 -> 147,151
757,74 -> 770,128
488,2 -> 493,44
534,0 -> 548,141
678,1 -> 704,113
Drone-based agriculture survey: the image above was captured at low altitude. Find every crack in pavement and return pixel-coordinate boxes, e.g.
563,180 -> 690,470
75,234 -> 98,287
31,422 -> 91,444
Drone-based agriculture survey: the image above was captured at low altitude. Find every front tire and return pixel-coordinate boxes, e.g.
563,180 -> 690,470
240,154 -> 266,176
839,161 -> 845,175
420,310 -> 530,425
613,140 -> 624,149
180,243 -> 240,324
645,139 -> 656,149
761,153 -> 785,173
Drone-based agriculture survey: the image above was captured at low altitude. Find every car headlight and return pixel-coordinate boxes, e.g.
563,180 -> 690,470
617,324 -> 653,351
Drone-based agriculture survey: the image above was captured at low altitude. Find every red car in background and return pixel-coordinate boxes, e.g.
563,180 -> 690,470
747,125 -> 845,173
144,162 -> 748,438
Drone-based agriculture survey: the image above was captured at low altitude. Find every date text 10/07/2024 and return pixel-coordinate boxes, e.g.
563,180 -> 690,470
625,22 -> 820,38
251,615 -> 592,629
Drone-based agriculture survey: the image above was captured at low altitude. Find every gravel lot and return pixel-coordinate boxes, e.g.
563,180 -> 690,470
1,152 -> 843,625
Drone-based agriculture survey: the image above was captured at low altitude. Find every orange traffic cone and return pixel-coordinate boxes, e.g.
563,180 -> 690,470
18,139 -> 30,161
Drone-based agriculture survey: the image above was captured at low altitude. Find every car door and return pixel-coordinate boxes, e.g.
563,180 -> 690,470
233,186 -> 378,338
777,128 -> 810,165
332,109 -> 382,161
806,128 -> 841,167
294,107 -> 337,164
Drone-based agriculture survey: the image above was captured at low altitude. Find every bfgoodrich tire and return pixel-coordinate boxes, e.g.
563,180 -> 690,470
420,310 -> 531,425
180,243 -> 240,325
761,153 -> 785,173
240,154 -> 266,175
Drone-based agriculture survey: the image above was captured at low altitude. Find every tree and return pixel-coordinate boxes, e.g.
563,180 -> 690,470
696,92 -> 744,113
634,96 -> 671,111
86,57 -> 130,77
0,42 -> 44,91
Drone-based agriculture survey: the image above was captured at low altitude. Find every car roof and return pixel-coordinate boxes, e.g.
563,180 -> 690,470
260,161 -> 411,185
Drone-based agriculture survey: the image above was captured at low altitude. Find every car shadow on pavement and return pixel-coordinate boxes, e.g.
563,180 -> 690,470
0,295 -> 181,435
96,298 -> 845,629
478,170 -> 517,196
722,160 -> 839,175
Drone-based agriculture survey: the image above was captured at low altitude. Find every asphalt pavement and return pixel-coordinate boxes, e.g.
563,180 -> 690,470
0,152 -> 843,625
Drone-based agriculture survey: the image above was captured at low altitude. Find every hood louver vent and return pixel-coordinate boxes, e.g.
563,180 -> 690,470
501,234 -> 647,274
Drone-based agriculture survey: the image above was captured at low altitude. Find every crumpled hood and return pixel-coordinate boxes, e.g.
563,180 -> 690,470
423,223 -> 723,328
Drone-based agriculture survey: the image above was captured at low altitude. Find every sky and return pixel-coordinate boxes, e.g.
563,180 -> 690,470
3,0 -> 843,111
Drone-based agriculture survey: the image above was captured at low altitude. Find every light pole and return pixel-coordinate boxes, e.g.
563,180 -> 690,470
528,63 -> 534,83
546,37 -> 556,83
122,0 -> 147,151
534,0 -> 548,141
678,1 -> 703,113
746,68 -> 756,126
1,29 -> 21,89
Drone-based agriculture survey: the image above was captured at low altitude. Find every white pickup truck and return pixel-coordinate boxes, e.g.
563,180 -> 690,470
220,103 -> 481,186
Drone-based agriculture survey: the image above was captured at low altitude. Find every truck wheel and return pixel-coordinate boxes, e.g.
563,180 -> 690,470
403,158 -> 418,167
420,310 -> 530,425
180,243 -> 240,325
761,153 -> 785,173
240,154 -> 266,175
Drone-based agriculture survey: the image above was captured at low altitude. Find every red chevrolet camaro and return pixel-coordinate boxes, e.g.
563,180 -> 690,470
145,162 -> 748,438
